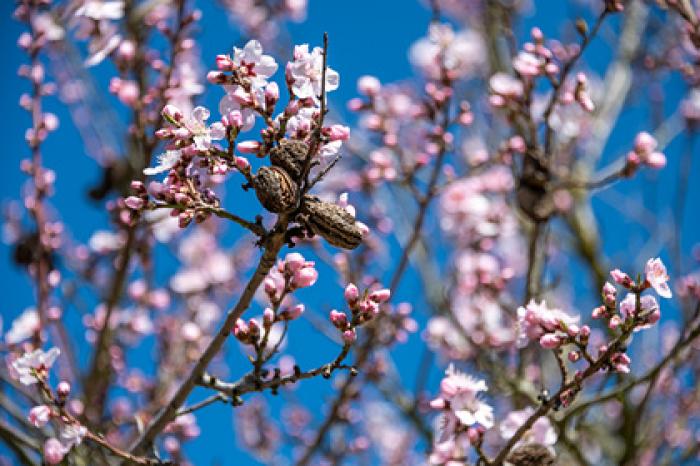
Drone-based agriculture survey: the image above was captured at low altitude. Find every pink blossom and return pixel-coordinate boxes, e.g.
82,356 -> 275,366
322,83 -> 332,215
288,44 -> 340,100
292,267 -> 318,288
645,257 -> 672,298
43,438 -> 66,465
57,381 -> 71,397
431,364 -> 494,429
11,347 -> 60,385
28,405 -> 51,427
344,283 -> 359,303
231,40 -> 278,89
357,75 -> 381,96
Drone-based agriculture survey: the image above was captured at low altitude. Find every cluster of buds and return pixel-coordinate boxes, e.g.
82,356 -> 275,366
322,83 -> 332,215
513,28 -> 559,79
328,284 -> 391,344
489,72 -> 524,107
125,171 -> 220,228
596,258 -> 671,332
263,253 -> 319,303
232,318 -> 262,345
624,131 -> 667,175
516,300 -> 587,350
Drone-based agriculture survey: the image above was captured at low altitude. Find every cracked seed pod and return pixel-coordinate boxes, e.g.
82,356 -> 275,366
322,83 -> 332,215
253,166 -> 298,213
269,139 -> 309,180
302,195 -> 363,250
505,443 -> 556,466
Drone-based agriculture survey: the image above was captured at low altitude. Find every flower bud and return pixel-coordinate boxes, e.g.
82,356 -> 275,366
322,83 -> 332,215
292,267 -> 318,288
369,288 -> 391,303
28,405 -> 51,427
329,310 -> 347,328
284,252 -> 305,273
56,381 -> 71,398
342,329 -> 357,344
539,334 -> 562,349
263,308 -> 275,326
357,75 -> 381,96
344,283 -> 359,304
44,438 -> 66,465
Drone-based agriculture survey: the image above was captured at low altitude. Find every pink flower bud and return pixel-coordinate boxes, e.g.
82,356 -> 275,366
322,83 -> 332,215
568,351 -> 580,362
342,329 -> 357,344
329,310 -> 347,327
369,288 -> 391,303
610,269 -> 633,288
233,318 -> 247,337
608,315 -> 622,330
645,152 -> 666,169
357,75 -> 381,96
429,398 -> 446,410
57,381 -> 71,397
347,97 -> 364,112
206,71 -> 226,84
539,333 -> 562,349
292,267 -> 318,288
124,196 -> 145,210
580,325 -> 591,338
263,277 -> 277,296
118,40 -> 136,61
263,308 -> 275,326
284,252 -> 306,273
237,140 -> 261,154
216,54 -> 233,70
162,104 -> 183,122
285,304 -> 305,320
234,156 -> 250,171
327,124 -> 351,142
344,283 -> 359,303
265,82 -> 280,107
28,405 -> 51,427
44,438 -> 66,465
634,131 -> 657,155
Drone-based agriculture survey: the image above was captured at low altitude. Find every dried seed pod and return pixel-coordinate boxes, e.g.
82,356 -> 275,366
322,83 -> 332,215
253,166 -> 298,213
505,443 -> 555,466
269,139 -> 309,180
302,195 -> 363,250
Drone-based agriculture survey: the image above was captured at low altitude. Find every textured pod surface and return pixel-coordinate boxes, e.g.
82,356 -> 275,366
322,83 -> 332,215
505,443 -> 555,466
269,139 -> 309,181
254,166 -> 298,213
302,195 -> 363,250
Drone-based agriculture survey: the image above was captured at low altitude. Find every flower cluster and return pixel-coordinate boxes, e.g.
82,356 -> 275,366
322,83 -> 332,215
624,132 -> 667,173
329,283 -> 391,343
429,364 -> 494,465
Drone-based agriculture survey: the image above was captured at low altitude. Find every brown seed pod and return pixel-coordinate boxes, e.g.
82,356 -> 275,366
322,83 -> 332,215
505,443 -> 556,466
253,166 -> 299,213
302,195 -> 363,250
269,139 -> 309,181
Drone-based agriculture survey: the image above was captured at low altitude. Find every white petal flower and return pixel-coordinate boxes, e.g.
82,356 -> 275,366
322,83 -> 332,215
645,257 -> 672,298
60,423 -> 87,450
11,347 -> 60,385
289,44 -> 339,100
232,40 -> 278,90
143,150 -> 183,176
